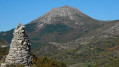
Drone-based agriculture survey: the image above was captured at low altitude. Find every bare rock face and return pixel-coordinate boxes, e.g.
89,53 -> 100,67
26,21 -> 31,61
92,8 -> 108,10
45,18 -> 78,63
30,6 -> 93,30
1,23 -> 32,67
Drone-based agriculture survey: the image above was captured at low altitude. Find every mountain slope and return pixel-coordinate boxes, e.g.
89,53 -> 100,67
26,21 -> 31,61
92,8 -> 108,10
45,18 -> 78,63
0,6 -> 119,66
0,6 -> 103,44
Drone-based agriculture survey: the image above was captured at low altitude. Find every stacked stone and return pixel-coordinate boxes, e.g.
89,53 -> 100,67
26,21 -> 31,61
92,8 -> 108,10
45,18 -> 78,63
1,23 -> 32,67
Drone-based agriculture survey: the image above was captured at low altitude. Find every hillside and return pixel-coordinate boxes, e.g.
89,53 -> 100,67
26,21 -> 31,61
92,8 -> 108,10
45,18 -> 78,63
0,6 -> 119,67
0,6 -> 103,43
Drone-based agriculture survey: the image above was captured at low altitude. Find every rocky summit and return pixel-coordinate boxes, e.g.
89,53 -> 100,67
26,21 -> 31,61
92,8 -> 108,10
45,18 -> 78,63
0,6 -> 119,67
0,6 -> 103,43
1,23 -> 32,67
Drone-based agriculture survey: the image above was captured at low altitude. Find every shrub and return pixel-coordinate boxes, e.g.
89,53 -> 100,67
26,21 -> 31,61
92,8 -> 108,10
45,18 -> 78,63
31,54 -> 67,67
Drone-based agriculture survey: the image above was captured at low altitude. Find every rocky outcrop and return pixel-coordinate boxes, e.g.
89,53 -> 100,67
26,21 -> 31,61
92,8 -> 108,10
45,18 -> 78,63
1,23 -> 32,67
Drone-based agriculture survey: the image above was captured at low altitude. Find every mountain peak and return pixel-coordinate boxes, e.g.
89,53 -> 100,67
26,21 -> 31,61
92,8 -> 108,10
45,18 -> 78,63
30,6 -> 99,29
50,5 -> 83,15
39,5 -> 85,20
30,6 -> 94,27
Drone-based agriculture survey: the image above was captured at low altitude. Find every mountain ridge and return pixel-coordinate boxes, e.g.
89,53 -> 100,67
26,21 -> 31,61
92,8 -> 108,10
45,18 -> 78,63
0,6 -> 118,44
0,6 -> 119,66
29,6 -> 103,30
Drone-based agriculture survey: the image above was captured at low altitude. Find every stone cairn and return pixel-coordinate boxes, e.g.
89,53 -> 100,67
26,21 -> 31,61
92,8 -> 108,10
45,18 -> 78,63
1,23 -> 32,67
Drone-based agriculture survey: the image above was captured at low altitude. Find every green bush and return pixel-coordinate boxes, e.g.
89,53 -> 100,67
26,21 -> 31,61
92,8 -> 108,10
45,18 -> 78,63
31,54 -> 67,67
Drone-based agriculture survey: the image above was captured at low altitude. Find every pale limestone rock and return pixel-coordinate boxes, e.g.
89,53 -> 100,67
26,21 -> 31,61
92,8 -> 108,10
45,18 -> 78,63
1,63 -> 7,67
1,23 -> 32,67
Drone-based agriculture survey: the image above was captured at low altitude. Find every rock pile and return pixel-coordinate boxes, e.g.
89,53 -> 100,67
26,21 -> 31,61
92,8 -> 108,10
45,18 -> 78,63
1,23 -> 32,67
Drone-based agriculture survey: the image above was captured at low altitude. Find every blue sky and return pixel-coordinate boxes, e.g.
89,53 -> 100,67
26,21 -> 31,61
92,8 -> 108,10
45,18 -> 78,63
0,0 -> 119,32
